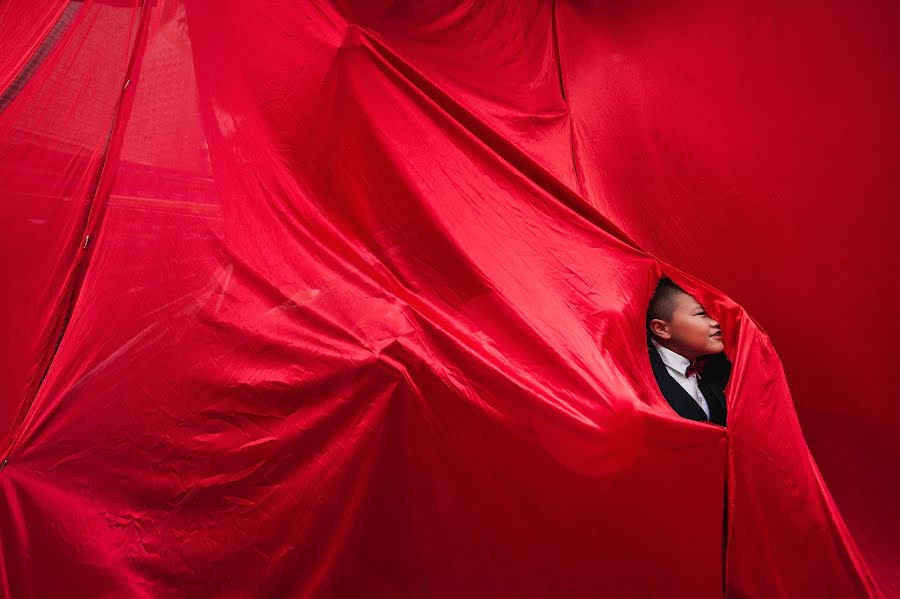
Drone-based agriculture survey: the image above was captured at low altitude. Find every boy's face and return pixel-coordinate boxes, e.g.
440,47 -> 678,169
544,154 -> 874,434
650,292 -> 724,360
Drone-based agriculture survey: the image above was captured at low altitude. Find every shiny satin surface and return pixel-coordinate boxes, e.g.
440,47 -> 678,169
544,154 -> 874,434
0,1 -> 895,597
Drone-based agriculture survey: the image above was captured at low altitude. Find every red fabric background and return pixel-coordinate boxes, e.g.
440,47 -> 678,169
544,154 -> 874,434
0,1 -> 896,597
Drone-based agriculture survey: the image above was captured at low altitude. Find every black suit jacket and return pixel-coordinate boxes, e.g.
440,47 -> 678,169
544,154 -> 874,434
647,334 -> 731,427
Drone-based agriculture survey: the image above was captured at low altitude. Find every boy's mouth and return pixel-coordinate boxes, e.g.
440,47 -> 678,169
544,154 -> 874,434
710,331 -> 723,338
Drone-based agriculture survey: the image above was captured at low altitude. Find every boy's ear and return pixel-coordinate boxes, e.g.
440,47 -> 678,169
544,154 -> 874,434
648,318 -> 671,340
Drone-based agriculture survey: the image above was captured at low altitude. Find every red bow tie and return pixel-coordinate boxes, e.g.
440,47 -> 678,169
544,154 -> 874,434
685,359 -> 706,378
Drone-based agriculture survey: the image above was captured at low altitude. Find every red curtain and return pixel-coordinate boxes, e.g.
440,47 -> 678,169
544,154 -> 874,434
0,1 -> 895,597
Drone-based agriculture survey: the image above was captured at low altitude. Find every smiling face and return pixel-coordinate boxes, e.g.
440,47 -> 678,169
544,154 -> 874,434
649,291 -> 724,361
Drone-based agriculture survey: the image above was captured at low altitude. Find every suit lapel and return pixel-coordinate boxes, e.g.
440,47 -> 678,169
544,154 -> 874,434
698,377 -> 727,426
648,341 -> 710,422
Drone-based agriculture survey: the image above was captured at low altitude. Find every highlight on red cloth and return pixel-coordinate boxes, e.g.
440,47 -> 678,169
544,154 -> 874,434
0,1 -> 896,597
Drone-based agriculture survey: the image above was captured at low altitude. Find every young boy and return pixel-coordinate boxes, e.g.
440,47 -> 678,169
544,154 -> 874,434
646,277 -> 731,426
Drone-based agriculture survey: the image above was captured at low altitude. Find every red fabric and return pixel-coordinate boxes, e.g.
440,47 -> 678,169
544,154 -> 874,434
0,1 -> 70,94
0,1 -> 895,597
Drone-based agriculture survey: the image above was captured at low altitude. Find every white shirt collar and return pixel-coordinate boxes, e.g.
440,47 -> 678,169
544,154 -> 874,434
651,338 -> 692,376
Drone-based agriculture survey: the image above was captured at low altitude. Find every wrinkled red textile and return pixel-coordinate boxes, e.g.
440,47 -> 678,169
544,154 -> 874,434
0,1 -> 896,597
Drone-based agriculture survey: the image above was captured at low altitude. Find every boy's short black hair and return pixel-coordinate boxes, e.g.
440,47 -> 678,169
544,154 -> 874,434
646,277 -> 688,333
